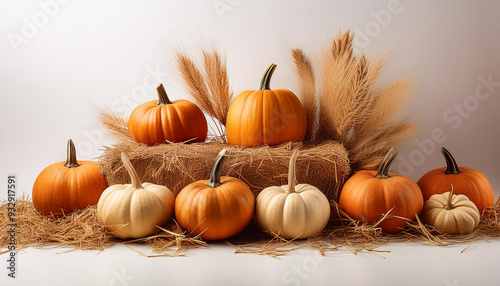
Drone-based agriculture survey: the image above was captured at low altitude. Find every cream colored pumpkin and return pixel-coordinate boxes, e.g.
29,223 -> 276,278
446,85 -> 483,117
255,151 -> 331,239
421,186 -> 480,235
97,153 -> 175,239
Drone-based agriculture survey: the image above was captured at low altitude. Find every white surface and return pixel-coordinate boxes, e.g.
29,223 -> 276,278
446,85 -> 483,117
1,241 -> 499,286
1,1 -> 500,285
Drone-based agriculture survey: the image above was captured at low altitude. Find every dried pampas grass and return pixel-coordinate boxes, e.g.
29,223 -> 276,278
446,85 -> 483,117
291,30 -> 417,170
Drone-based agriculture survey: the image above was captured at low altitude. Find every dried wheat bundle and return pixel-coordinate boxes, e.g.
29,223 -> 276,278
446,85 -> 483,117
167,45 -> 233,142
291,30 -> 416,170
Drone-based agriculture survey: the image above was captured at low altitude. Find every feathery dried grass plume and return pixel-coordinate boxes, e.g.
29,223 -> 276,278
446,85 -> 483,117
291,30 -> 416,170
95,106 -> 134,143
172,45 -> 234,142
291,48 -> 317,141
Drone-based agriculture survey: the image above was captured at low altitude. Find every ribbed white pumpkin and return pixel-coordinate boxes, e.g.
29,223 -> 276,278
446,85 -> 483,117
255,151 -> 331,239
97,153 -> 175,239
421,186 -> 480,235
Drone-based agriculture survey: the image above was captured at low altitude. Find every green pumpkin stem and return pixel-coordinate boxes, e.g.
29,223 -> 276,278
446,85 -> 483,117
157,83 -> 173,105
446,185 -> 455,210
121,153 -> 144,190
286,150 -> 299,193
259,63 -> 277,90
64,139 -> 80,168
206,149 -> 228,188
375,148 -> 398,179
441,147 -> 461,175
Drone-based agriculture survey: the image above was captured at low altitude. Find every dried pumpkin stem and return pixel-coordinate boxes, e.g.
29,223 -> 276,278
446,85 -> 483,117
206,149 -> 228,188
286,150 -> 299,193
446,185 -> 455,210
375,148 -> 397,179
260,63 -> 277,90
441,147 -> 461,175
64,139 -> 80,168
121,152 -> 143,189
157,83 -> 173,105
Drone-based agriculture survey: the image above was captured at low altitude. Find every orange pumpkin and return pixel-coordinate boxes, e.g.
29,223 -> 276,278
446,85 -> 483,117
338,148 -> 424,233
417,147 -> 494,213
226,64 -> 307,147
32,139 -> 108,217
175,149 -> 255,240
128,83 -> 208,145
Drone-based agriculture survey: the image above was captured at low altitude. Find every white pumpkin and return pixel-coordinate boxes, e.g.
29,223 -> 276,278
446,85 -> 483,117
255,150 -> 331,239
97,153 -> 175,239
421,186 -> 480,235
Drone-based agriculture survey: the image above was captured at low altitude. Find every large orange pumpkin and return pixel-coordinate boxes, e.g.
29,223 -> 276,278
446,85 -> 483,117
128,83 -> 208,145
225,64 -> 307,147
417,147 -> 494,213
32,139 -> 108,217
338,148 -> 424,233
175,149 -> 255,240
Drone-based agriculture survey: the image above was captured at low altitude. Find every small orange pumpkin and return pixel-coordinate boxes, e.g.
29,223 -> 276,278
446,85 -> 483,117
32,139 -> 108,217
175,149 -> 255,240
128,83 -> 208,145
338,148 -> 424,233
225,64 -> 307,147
417,147 -> 494,213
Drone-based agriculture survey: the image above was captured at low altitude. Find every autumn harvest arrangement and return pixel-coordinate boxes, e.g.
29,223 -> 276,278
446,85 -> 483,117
1,31 -> 499,257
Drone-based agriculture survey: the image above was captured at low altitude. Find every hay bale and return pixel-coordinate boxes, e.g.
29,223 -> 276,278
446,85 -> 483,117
99,140 -> 350,201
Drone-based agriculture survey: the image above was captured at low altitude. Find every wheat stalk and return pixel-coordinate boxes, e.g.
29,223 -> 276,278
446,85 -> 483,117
172,46 -> 234,142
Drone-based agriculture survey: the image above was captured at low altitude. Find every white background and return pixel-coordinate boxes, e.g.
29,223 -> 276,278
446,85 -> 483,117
1,0 -> 499,285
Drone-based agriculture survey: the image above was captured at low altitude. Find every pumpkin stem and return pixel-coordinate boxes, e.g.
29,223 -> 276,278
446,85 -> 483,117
259,63 -> 277,90
206,149 -> 228,188
286,150 -> 300,193
121,152 -> 143,190
446,185 -> 455,210
375,148 -> 398,179
64,139 -> 80,168
441,147 -> 461,175
157,83 -> 173,105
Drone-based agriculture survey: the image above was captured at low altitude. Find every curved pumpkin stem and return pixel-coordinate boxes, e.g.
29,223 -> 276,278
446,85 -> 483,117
206,149 -> 228,188
286,150 -> 299,193
64,139 -> 80,168
157,83 -> 173,105
446,185 -> 455,210
259,63 -> 277,90
121,152 -> 143,190
441,147 -> 461,175
375,148 -> 398,179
